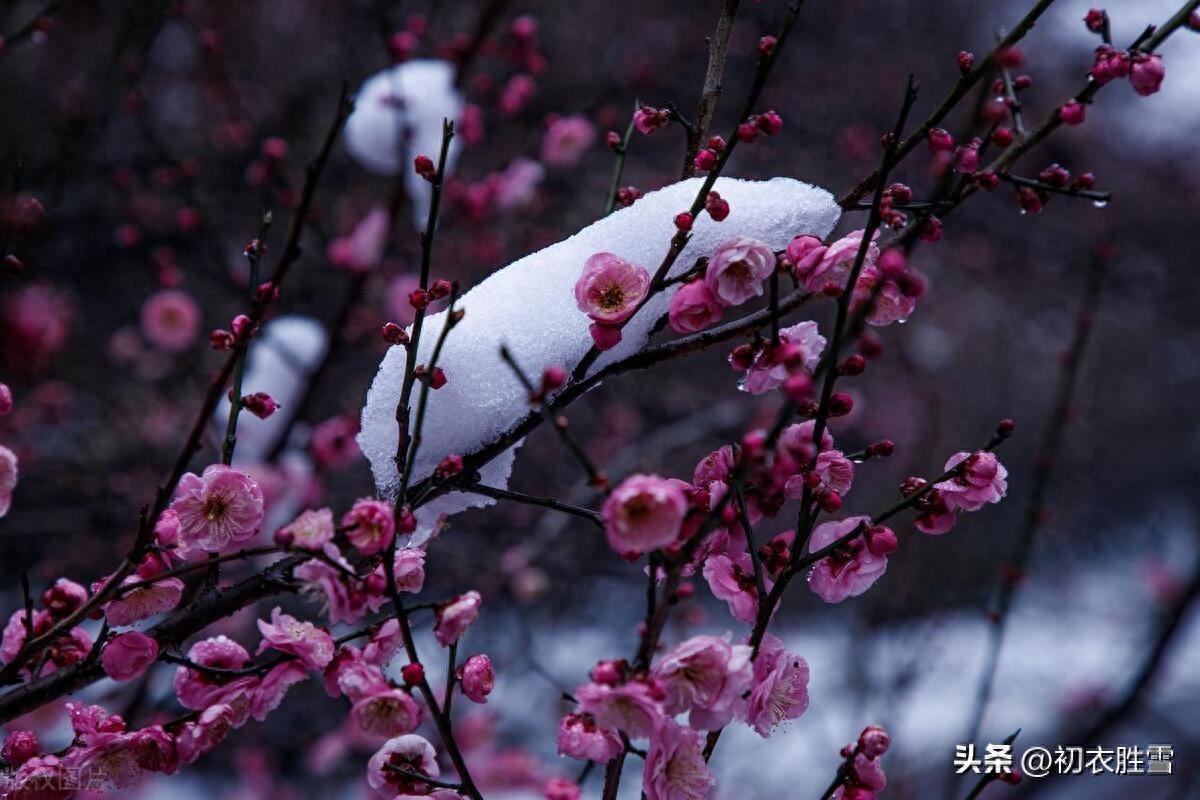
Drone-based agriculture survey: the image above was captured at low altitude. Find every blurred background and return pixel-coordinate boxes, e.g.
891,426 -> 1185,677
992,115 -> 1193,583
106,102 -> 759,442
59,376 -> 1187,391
1,0 -> 1199,798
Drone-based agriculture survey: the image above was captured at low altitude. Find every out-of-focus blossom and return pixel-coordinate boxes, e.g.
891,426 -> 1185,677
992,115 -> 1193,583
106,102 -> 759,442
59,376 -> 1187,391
327,207 -> 390,273
434,591 -> 482,646
557,712 -> 623,762
1,445 -> 19,518
140,290 -> 202,352
602,474 -> 689,556
652,635 -> 753,729
541,114 -> 596,167
459,654 -> 495,703
575,679 -> 665,739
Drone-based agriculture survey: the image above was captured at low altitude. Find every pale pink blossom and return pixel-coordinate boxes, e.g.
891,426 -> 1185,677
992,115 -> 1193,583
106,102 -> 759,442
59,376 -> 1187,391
575,679 -> 665,739
541,114 -> 596,167
250,660 -> 309,721
574,252 -> 650,325
602,474 -> 689,556
101,631 -> 159,682
393,548 -> 427,593
459,654 -> 495,703
327,206 -> 389,273
557,712 -> 623,762
935,451 -> 1008,512
702,553 -> 763,623
704,236 -> 776,306
341,498 -> 396,556
326,650 -> 389,701
668,280 -> 723,333
435,590 -> 482,646
492,158 -> 545,210
746,633 -> 810,736
651,635 -> 753,730
255,606 -> 335,670
171,464 -> 265,552
643,721 -> 715,800
366,734 -> 439,797
352,687 -> 423,738
0,444 -> 17,518
545,777 -> 582,800
741,320 -> 826,394
311,414 -> 362,470
801,229 -> 879,293
807,517 -> 890,603
276,507 -> 334,550
362,619 -> 403,667
140,289 -> 201,352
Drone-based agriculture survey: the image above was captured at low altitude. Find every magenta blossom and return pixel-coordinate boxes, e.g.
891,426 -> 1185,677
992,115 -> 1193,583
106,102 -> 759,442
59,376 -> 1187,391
557,712 -> 623,762
104,565 -> 184,627
1129,53 -> 1165,96
643,720 -> 715,800
935,451 -> 1008,512
459,654 -> 495,703
1,731 -> 39,767
851,266 -> 919,326
747,633 -> 810,736
140,289 -> 201,352
171,464 -> 265,553
807,516 -> 890,603
393,547 -> 427,594
786,234 -> 827,279
574,252 -> 650,325
651,634 -> 753,730
787,449 -> 855,500
603,474 -> 690,556
101,632 -> 159,682
434,590 -> 482,646
176,703 -> 243,765
341,498 -> 396,556
255,606 -> 335,670
668,280 -> 723,333
576,679 -> 666,739
704,236 -> 776,306
172,635 -> 259,712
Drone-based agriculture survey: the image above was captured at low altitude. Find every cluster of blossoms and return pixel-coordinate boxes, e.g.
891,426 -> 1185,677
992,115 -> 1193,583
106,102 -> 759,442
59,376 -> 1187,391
557,631 -> 809,800
826,725 -> 892,800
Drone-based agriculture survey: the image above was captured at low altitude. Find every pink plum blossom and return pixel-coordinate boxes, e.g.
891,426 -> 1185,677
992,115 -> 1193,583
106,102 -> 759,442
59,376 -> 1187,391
2,754 -> 72,799
140,289 -> 202,352
101,631 -> 159,682
352,687 -> 423,738
799,229 -> 879,293
393,547 -> 427,593
602,474 -> 689,556
366,734 -> 439,797
541,114 -> 596,167
325,649 -> 389,701
746,633 -> 810,736
935,451 -> 1008,512
255,606 -> 335,670
276,507 -> 334,550
557,712 -> 623,762
668,280 -> 723,333
341,497 -> 396,556
176,703 -> 243,765
103,566 -> 184,626
327,206 -> 389,273
295,545 -> 386,624
642,720 -> 715,800
1,731 -> 39,767
574,252 -> 650,325
172,635 -> 259,712
786,234 -> 827,280
1129,53 -> 1165,96
0,444 -> 17,518
740,321 -> 825,395
704,236 -> 776,306
435,590 -> 482,646
362,619 -> 402,666
807,516 -> 890,603
851,266 -> 919,326
250,660 -> 309,721
459,654 -> 495,703
575,679 -> 665,739
651,635 -> 753,730
913,490 -> 957,535
171,463 -> 265,552
702,552 -> 763,623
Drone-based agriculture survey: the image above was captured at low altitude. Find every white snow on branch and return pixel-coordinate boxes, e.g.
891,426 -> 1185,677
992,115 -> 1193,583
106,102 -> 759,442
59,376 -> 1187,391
344,59 -> 465,229
358,176 -> 841,542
